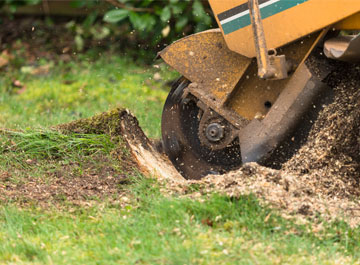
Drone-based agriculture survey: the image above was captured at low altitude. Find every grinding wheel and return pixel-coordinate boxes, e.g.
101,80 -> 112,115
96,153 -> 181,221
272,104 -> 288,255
161,77 -> 242,179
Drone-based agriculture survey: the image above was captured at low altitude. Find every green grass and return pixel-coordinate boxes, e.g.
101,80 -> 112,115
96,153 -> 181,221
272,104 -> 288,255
0,129 -> 127,194
0,178 -> 359,264
0,53 -> 175,138
0,130 -> 115,160
1,51 -> 360,264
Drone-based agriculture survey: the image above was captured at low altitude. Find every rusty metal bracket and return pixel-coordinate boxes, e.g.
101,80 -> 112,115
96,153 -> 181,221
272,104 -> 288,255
239,63 -> 329,163
159,29 -> 252,110
248,0 -> 291,79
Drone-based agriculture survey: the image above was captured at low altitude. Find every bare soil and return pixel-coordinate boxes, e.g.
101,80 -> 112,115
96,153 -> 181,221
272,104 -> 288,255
0,156 -> 131,208
0,17 -> 118,61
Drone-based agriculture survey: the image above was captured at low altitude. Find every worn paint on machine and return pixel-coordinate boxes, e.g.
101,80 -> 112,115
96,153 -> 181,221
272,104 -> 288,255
218,0 -> 308,35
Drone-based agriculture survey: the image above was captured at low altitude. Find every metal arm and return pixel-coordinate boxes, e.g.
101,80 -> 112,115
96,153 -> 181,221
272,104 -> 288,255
248,0 -> 290,79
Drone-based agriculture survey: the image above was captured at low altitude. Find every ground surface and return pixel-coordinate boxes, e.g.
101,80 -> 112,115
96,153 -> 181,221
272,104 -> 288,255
127,59 -> 360,226
0,17 -> 360,264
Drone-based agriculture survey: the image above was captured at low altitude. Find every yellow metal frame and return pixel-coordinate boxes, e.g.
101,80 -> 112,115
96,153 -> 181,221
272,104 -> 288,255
209,0 -> 360,58
160,0 -> 360,128
335,12 -> 360,30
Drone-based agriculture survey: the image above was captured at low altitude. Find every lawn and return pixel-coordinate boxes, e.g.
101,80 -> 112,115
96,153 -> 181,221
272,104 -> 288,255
0,52 -> 360,264
0,52 -> 174,138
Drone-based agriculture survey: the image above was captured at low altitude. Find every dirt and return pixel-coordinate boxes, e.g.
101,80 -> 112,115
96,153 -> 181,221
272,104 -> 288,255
0,17 -> 115,61
0,16 -> 156,67
0,109 -> 138,208
57,108 -> 184,183
0,156 -> 130,208
0,55 -> 359,225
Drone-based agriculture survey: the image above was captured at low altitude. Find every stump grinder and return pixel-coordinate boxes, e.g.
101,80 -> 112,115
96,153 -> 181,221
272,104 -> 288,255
160,0 -> 360,179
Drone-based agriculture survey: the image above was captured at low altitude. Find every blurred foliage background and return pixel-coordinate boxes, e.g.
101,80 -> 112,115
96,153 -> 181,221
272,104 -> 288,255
0,0 -> 215,58
0,0 -> 215,135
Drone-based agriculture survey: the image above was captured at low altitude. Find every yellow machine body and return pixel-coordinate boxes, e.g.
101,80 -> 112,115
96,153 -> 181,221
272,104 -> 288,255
209,0 -> 360,58
161,0 -> 360,121
160,0 -> 360,179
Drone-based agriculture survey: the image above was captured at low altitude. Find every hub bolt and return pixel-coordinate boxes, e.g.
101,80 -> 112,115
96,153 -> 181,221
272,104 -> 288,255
205,123 -> 224,142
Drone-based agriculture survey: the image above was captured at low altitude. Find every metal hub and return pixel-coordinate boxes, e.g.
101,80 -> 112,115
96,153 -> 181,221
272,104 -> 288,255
205,123 -> 224,142
198,109 -> 238,150
161,77 -> 242,179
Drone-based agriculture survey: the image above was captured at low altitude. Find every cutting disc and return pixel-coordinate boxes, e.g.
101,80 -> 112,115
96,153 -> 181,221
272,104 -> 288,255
161,77 -> 242,179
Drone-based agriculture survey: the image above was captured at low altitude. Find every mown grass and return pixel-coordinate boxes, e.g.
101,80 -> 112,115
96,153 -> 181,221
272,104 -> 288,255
0,177 -> 360,264
1,52 -> 360,264
0,52 -> 175,138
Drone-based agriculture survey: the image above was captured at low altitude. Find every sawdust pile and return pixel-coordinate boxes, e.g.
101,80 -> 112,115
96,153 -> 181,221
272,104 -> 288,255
172,62 -> 360,226
284,63 -> 360,196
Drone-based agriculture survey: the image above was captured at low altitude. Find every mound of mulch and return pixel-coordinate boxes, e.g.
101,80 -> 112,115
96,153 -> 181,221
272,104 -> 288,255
284,63 -> 360,197
171,62 -> 360,226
